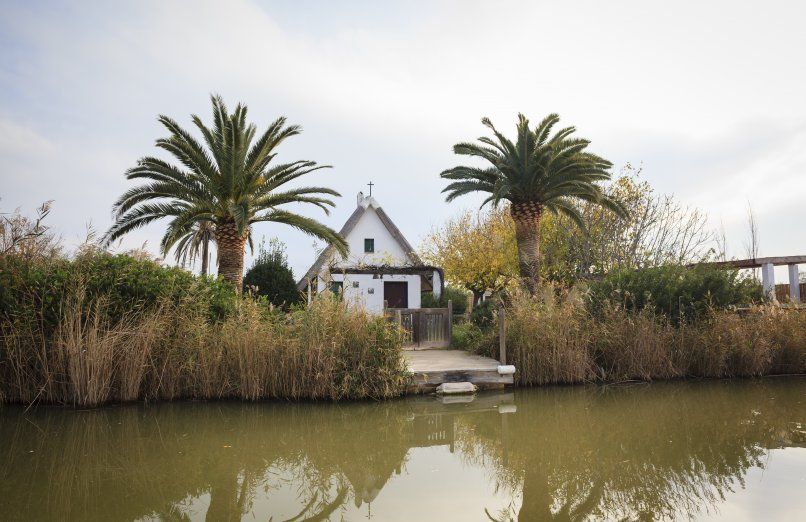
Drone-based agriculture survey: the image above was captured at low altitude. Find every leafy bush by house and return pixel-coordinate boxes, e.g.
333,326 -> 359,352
420,285 -> 471,314
451,322 -> 489,351
588,265 -> 761,323
470,298 -> 497,327
242,239 -> 300,308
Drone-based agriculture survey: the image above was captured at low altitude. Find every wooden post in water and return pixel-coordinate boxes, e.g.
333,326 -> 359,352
498,304 -> 506,365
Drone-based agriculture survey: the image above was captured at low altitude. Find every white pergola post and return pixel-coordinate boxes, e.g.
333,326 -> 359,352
788,264 -> 801,303
761,262 -> 776,302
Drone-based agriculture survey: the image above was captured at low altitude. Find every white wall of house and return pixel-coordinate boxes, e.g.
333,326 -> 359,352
305,193 -> 429,313
324,272 -> 421,314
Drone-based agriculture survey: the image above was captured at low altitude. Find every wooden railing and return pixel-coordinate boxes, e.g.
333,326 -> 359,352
387,301 -> 453,349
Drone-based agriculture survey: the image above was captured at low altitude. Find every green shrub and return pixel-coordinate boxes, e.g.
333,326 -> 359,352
470,298 -> 497,327
0,252 -> 237,325
420,285 -> 470,314
588,264 -> 761,323
451,322 -> 489,351
242,240 -> 299,308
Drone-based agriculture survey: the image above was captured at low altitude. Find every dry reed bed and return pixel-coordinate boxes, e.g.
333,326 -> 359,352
480,289 -> 806,386
3,281 -> 804,407
0,287 -> 408,407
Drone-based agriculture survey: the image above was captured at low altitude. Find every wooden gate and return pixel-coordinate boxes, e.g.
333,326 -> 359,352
388,302 -> 453,349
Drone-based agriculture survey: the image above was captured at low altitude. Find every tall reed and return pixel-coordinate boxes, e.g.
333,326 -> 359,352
0,283 -> 409,407
505,287 -> 594,385
473,288 -> 806,386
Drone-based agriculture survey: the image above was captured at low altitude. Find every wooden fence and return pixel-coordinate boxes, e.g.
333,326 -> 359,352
387,301 -> 453,349
775,283 -> 806,303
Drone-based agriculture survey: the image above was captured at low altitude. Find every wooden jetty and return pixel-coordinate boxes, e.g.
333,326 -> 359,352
404,349 -> 514,393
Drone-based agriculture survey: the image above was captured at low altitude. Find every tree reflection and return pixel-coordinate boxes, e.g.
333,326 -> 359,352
459,379 -> 806,520
0,378 -> 803,521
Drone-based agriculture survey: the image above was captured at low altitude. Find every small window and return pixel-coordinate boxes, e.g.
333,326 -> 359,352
330,281 -> 343,296
364,238 -> 375,253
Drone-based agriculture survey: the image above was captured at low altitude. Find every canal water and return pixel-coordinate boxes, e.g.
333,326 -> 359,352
1,378 -> 804,521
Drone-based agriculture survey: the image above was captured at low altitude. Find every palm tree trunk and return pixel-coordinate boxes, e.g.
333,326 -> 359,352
518,468 -> 554,521
201,235 -> 209,276
510,202 -> 542,295
215,222 -> 247,290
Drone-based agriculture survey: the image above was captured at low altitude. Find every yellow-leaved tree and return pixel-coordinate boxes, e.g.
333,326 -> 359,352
420,208 -> 519,303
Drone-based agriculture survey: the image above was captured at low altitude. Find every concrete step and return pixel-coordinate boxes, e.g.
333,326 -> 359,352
436,382 -> 477,395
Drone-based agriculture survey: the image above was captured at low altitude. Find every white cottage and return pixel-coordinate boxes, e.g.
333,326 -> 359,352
298,192 -> 444,314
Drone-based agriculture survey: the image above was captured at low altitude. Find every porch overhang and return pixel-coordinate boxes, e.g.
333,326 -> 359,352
327,264 -> 445,297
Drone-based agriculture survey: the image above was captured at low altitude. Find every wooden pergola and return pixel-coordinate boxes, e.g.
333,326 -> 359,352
696,255 -> 805,303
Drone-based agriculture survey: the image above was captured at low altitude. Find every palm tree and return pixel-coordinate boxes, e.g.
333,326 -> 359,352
440,113 -> 626,294
173,221 -> 215,275
105,95 -> 348,288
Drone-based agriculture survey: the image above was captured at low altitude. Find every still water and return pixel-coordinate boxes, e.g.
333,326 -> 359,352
1,378 -> 805,521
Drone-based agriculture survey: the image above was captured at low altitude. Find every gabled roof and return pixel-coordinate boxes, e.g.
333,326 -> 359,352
297,193 -> 423,290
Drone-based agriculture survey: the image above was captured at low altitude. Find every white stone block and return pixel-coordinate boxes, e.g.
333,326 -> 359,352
497,365 -> 516,375
435,382 -> 477,395
439,394 -> 476,404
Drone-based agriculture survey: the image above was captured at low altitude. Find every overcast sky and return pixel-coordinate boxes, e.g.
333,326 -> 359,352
2,0 -> 804,278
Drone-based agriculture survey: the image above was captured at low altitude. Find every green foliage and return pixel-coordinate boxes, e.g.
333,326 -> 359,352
243,239 -> 299,307
588,265 -> 762,323
420,209 -> 518,298
0,252 -> 238,330
470,298 -> 497,327
420,285 -> 471,314
451,322 -> 488,351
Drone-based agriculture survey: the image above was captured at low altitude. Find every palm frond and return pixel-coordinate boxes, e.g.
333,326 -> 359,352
440,112 -> 627,225
105,95 -> 341,285
252,210 -> 348,257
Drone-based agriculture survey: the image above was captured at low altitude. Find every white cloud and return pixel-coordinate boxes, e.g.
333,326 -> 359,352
1,0 -> 805,276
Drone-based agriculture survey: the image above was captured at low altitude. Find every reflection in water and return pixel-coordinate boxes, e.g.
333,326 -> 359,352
1,378 -> 804,521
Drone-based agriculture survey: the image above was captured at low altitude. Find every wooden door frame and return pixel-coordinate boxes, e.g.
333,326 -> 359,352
383,281 -> 409,309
